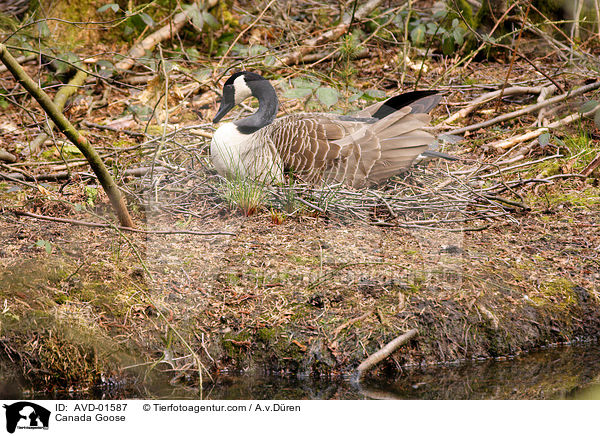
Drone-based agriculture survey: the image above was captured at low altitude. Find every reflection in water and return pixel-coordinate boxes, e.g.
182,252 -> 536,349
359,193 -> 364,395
365,342 -> 600,400
2,342 -> 599,400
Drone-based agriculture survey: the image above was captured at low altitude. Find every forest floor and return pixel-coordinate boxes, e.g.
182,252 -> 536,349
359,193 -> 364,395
1,170 -> 599,395
1,1 -> 600,395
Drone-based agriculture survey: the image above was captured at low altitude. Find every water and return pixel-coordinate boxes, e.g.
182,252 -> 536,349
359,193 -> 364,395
4,342 -> 600,400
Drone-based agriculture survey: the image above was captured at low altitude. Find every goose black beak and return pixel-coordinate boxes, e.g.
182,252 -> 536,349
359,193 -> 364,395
213,100 -> 234,123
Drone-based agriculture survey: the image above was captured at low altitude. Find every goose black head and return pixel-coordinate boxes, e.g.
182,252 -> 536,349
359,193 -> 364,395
213,71 -> 271,123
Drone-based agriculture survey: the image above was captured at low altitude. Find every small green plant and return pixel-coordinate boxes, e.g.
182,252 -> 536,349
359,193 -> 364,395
269,208 -> 285,225
337,30 -> 363,84
398,8 -> 466,55
281,76 -> 368,113
0,90 -> 8,109
273,186 -> 302,215
85,186 -> 98,207
224,178 -> 267,216
33,240 -> 52,254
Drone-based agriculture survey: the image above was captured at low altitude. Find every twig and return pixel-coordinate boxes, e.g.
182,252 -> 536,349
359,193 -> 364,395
536,85 -> 558,127
0,149 -> 16,163
354,328 -> 418,380
81,120 -> 145,137
493,2 -> 532,113
14,210 -> 236,236
332,311 -> 373,339
0,53 -> 35,73
446,81 -> 600,135
492,128 -> 548,150
443,86 -> 548,125
482,194 -> 530,210
581,153 -> 600,177
28,69 -> 88,154
0,166 -> 167,182
214,0 -> 276,75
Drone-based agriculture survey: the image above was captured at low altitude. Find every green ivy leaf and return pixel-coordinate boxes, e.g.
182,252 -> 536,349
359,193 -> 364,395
35,240 -> 52,254
316,87 -> 339,107
348,92 -> 363,103
61,144 -> 83,156
139,12 -> 154,27
202,11 -> 220,29
123,24 -> 134,36
54,52 -> 81,75
36,21 -> 50,39
481,34 -> 496,44
453,27 -> 464,45
538,131 -> 550,147
426,23 -> 439,35
188,7 -> 204,29
249,45 -> 268,56
97,3 -> 119,13
291,78 -> 320,89
96,60 -> 114,78
595,109 -> 600,129
127,104 -> 153,121
579,100 -> 599,113
264,55 -> 276,66
410,24 -> 426,45
365,89 -> 386,100
282,88 -> 313,99
193,68 -> 211,82
442,36 -> 454,55
185,47 -> 201,61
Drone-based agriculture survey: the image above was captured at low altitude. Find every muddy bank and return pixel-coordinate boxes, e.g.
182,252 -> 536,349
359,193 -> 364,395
1,193 -> 599,393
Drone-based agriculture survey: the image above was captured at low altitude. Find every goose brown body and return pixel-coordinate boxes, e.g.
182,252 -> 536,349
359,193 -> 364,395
211,72 -> 441,188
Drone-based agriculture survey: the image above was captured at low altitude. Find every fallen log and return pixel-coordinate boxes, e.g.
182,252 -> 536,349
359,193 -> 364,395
354,328 -> 418,380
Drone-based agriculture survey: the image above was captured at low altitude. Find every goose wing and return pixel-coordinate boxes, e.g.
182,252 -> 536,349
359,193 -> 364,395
263,113 -> 379,187
264,106 -> 435,188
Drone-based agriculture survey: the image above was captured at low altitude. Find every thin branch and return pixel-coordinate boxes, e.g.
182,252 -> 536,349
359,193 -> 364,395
14,211 -> 236,236
28,69 -> 88,154
446,81 -> 600,135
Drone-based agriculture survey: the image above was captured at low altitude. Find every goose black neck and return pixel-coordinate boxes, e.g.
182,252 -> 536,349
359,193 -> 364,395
234,81 -> 279,134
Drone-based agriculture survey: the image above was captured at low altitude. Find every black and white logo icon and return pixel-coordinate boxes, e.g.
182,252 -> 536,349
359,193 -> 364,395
3,402 -> 50,433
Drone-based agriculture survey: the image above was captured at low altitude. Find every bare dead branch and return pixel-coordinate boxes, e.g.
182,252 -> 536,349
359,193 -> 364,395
443,85 -> 550,125
355,328 -> 418,379
446,81 -> 600,136
28,69 -> 88,154
581,153 -> 600,177
14,210 -> 236,236
0,148 -> 16,163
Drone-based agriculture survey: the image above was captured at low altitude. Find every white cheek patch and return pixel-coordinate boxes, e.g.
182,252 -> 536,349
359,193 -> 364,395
233,75 -> 252,104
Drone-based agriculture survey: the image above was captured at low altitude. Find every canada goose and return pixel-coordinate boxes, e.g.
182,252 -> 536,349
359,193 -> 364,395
211,71 -> 449,188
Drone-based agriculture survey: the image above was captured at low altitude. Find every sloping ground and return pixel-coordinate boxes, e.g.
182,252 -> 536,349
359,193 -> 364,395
0,180 -> 598,392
